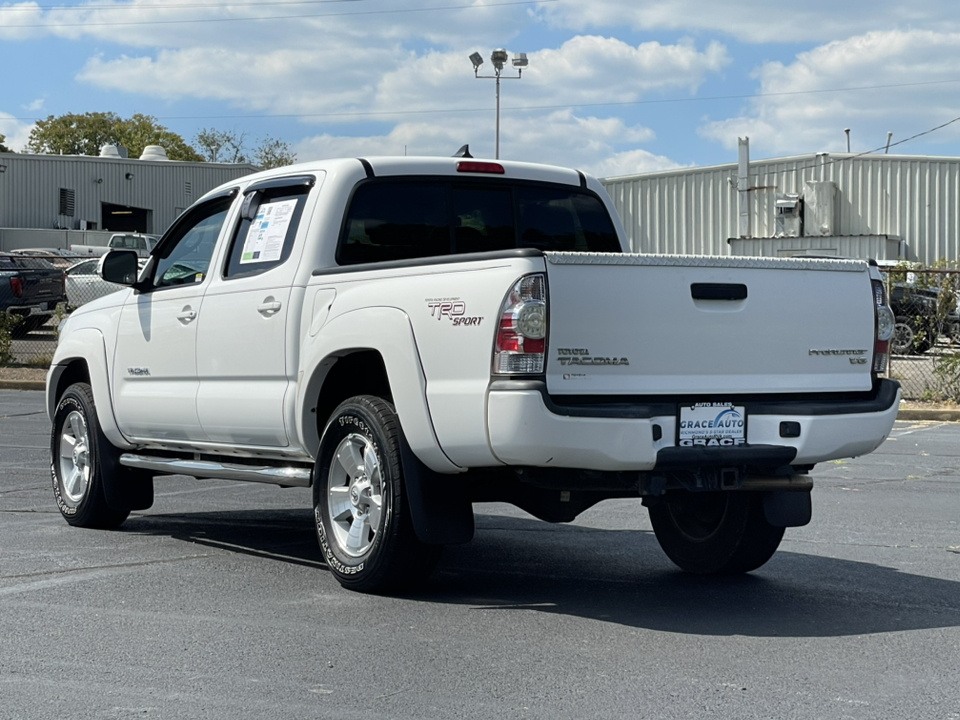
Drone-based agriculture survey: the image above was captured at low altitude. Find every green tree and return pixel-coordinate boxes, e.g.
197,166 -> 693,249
117,114 -> 204,162
253,137 -> 296,170
0,133 -> 10,153
26,111 -> 203,161
194,128 -> 296,169
194,127 -> 249,163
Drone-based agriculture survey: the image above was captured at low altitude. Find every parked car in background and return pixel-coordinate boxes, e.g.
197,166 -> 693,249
9,248 -> 75,269
64,257 -> 145,309
0,253 -> 66,336
68,233 -> 159,258
889,283 -> 941,354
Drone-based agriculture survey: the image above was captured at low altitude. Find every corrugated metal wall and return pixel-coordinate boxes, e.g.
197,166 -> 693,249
601,153 -> 960,265
0,152 -> 255,235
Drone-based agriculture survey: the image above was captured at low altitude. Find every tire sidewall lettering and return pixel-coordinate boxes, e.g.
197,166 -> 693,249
52,393 -> 87,515
316,408 -> 387,577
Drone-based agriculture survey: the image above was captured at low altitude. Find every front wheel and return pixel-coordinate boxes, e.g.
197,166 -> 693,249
51,383 -> 131,528
647,491 -> 784,574
313,395 -> 441,593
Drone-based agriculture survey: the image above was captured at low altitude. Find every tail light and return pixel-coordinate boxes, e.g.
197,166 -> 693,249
872,279 -> 895,374
10,277 -> 23,298
493,274 -> 547,374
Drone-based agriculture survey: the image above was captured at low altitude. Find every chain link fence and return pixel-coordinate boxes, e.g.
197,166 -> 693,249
4,254 -> 960,403
0,251 -> 114,368
882,266 -> 960,402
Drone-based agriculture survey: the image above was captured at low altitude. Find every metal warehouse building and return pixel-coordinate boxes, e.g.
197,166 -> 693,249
0,146 -> 256,249
601,144 -> 960,266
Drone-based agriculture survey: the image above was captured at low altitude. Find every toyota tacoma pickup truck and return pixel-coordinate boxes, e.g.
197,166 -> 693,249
47,155 -> 901,593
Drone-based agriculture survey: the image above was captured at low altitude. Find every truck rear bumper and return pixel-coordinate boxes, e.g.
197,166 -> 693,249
486,380 -> 901,472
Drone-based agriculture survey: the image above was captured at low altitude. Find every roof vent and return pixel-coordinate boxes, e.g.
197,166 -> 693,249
139,145 -> 169,161
99,144 -> 122,159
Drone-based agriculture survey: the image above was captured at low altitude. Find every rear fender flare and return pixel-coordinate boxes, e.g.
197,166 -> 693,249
298,306 -> 460,474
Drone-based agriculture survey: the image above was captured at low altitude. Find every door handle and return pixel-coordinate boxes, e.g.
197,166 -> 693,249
258,299 -> 282,316
177,307 -> 197,323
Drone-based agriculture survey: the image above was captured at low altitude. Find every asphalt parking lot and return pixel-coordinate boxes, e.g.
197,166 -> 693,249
1,389 -> 959,720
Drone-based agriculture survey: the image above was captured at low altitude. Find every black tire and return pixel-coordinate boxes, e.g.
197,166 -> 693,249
891,317 -> 915,355
313,395 -> 442,593
648,491 -> 785,574
10,316 -> 44,338
51,382 -> 131,528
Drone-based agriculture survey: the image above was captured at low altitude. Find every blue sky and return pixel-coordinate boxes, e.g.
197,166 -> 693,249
2,0 -> 960,177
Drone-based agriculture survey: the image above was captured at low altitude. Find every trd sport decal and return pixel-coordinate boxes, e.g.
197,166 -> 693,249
426,298 -> 484,327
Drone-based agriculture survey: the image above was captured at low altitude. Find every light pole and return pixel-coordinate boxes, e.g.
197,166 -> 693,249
470,48 -> 528,159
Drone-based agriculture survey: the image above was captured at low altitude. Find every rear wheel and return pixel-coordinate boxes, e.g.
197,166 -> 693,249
314,395 -> 441,593
891,317 -> 915,355
648,491 -> 784,574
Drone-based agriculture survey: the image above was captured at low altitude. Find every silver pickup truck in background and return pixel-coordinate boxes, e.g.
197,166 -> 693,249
68,233 -> 159,258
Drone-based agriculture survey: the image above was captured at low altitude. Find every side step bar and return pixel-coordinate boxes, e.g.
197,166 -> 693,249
119,454 -> 312,487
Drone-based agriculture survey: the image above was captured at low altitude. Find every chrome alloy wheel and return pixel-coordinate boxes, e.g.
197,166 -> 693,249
58,410 -> 91,507
326,433 -> 384,557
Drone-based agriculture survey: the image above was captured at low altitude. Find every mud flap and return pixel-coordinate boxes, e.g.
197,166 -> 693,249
101,454 -> 154,512
399,437 -> 474,545
763,490 -> 812,527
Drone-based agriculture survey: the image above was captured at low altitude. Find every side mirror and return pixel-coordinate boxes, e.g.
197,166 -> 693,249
100,249 -> 140,285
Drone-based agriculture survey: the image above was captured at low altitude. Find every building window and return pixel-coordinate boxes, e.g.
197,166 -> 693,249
59,188 -> 76,217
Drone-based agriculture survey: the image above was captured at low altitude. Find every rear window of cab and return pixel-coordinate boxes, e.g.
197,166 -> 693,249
337,178 -> 620,265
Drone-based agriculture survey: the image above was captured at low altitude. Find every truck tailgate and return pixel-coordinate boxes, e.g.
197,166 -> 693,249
544,253 -> 878,396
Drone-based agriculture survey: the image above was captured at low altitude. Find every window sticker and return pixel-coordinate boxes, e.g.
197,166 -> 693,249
240,198 -> 298,264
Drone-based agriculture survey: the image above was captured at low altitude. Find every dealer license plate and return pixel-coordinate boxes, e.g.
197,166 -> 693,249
678,403 -> 747,447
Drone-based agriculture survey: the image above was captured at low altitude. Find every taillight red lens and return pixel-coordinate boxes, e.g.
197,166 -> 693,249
493,274 -> 547,374
872,279 -> 894,374
10,277 -> 23,298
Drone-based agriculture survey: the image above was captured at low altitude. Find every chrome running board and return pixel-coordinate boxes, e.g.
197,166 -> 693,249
119,454 -> 312,487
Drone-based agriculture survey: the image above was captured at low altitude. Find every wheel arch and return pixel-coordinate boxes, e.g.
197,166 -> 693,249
297,307 -> 460,474
48,328 -> 134,451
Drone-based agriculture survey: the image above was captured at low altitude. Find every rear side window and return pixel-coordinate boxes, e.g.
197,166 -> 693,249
337,178 -> 619,265
223,181 -> 311,279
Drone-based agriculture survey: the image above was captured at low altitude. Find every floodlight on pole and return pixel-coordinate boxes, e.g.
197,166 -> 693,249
469,48 -> 528,159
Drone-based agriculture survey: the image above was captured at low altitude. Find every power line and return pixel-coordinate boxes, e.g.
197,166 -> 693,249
786,114 -> 960,178
8,78 -> 960,123
1,0 -> 555,27
0,0 -> 360,11
4,0 -> 360,10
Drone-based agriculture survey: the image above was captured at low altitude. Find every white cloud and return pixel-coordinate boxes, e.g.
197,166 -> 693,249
540,0 -> 960,44
74,33 -> 718,173
0,0 -> 531,49
294,109 -> 670,178
699,30 -> 960,156
77,36 -> 728,121
0,113 -> 34,151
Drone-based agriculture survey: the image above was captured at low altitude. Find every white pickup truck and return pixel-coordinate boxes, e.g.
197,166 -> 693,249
47,155 -> 901,593
69,233 -> 159,258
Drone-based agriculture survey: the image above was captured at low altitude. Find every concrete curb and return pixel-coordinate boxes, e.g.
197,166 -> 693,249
2,379 -> 958,421
0,380 -> 45,391
895,409 -> 960,422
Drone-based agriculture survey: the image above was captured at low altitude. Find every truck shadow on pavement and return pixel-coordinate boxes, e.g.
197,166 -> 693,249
124,508 -> 960,639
